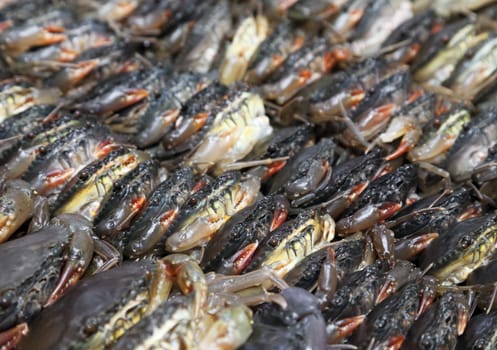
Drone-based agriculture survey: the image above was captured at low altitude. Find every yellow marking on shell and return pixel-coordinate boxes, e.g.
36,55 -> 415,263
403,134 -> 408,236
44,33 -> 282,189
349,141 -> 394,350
170,177 -> 259,251
415,25 -> 489,84
262,214 -> 335,278
55,151 -> 147,219
140,308 -> 194,349
451,36 -> 497,97
220,16 -> 270,85
436,223 -> 497,285
187,92 -> 272,173
84,292 -> 149,350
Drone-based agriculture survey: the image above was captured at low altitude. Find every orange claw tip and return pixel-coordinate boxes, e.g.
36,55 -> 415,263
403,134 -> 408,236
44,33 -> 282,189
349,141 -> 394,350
191,179 -> 208,195
376,280 -> 396,305
349,88 -> 366,106
271,53 -> 285,66
43,168 -> 74,190
412,232 -> 439,250
192,112 -> 209,127
350,181 -> 369,199
417,294 -> 435,319
232,242 -> 259,274
387,335 -> 406,350
378,202 -> 402,221
407,89 -> 423,104
333,315 -> 366,338
298,69 -> 313,80
131,196 -> 147,212
327,246 -> 336,262
125,88 -> 149,104
323,52 -> 337,72
263,159 -> 287,180
457,206 -> 481,221
44,263 -> 82,307
362,103 -> 396,130
0,20 -> 13,32
161,108 -> 180,125
62,60 -> 99,86
0,215 -> 8,228
96,139 -> 118,158
385,140 -> 412,161
40,32 -> 67,45
159,209 -> 178,227
58,47 -> 78,62
270,208 -> 288,232
44,25 -> 65,33
405,43 -> 421,63
333,46 -> 351,61
0,323 -> 28,350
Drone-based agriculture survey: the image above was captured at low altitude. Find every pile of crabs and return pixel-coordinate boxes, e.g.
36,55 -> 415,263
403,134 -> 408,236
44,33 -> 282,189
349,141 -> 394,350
3,0 -> 497,349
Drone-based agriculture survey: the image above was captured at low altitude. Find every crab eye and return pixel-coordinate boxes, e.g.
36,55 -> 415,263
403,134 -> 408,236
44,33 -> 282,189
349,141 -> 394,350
150,196 -> 160,206
374,316 -> 388,329
473,339 -> 486,350
83,316 -> 98,336
106,219 -> 116,230
0,290 -> 14,309
332,294 -> 345,307
268,237 -> 279,248
79,170 -> 89,181
458,235 -> 474,249
232,229 -> 242,241
419,334 -> 435,350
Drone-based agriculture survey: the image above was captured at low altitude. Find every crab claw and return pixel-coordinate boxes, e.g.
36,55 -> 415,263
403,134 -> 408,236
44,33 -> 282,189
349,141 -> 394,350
5,25 -> 67,54
0,20 -> 13,33
125,206 -> 181,259
129,10 -> 172,35
336,202 -> 401,236
358,103 -> 397,138
286,159 -> 331,197
52,60 -> 98,92
324,46 -> 351,71
263,159 -> 287,180
324,181 -> 369,218
45,216 -> 94,306
35,25 -> 67,46
458,206 -> 481,221
386,138 -> 413,161
377,261 -> 421,305
164,112 -> 209,149
417,276 -> 437,319
38,169 -> 74,194
166,217 -> 217,253
263,67 -> 315,105
118,88 -> 149,110
327,315 -> 366,343
229,242 -> 259,275
394,233 -> 439,261
385,335 -> 405,350
83,88 -> 148,116
95,138 -> 118,159
376,277 -> 401,305
270,205 -> 288,232
456,296 -> 470,335
316,248 -> 337,302
98,0 -> 139,22
0,180 -> 35,243
370,224 -> 396,267
348,88 -> 366,107
0,323 -> 28,350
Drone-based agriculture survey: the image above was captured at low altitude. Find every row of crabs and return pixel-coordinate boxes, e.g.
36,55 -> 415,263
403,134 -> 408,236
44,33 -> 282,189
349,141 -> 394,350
3,0 -> 497,349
